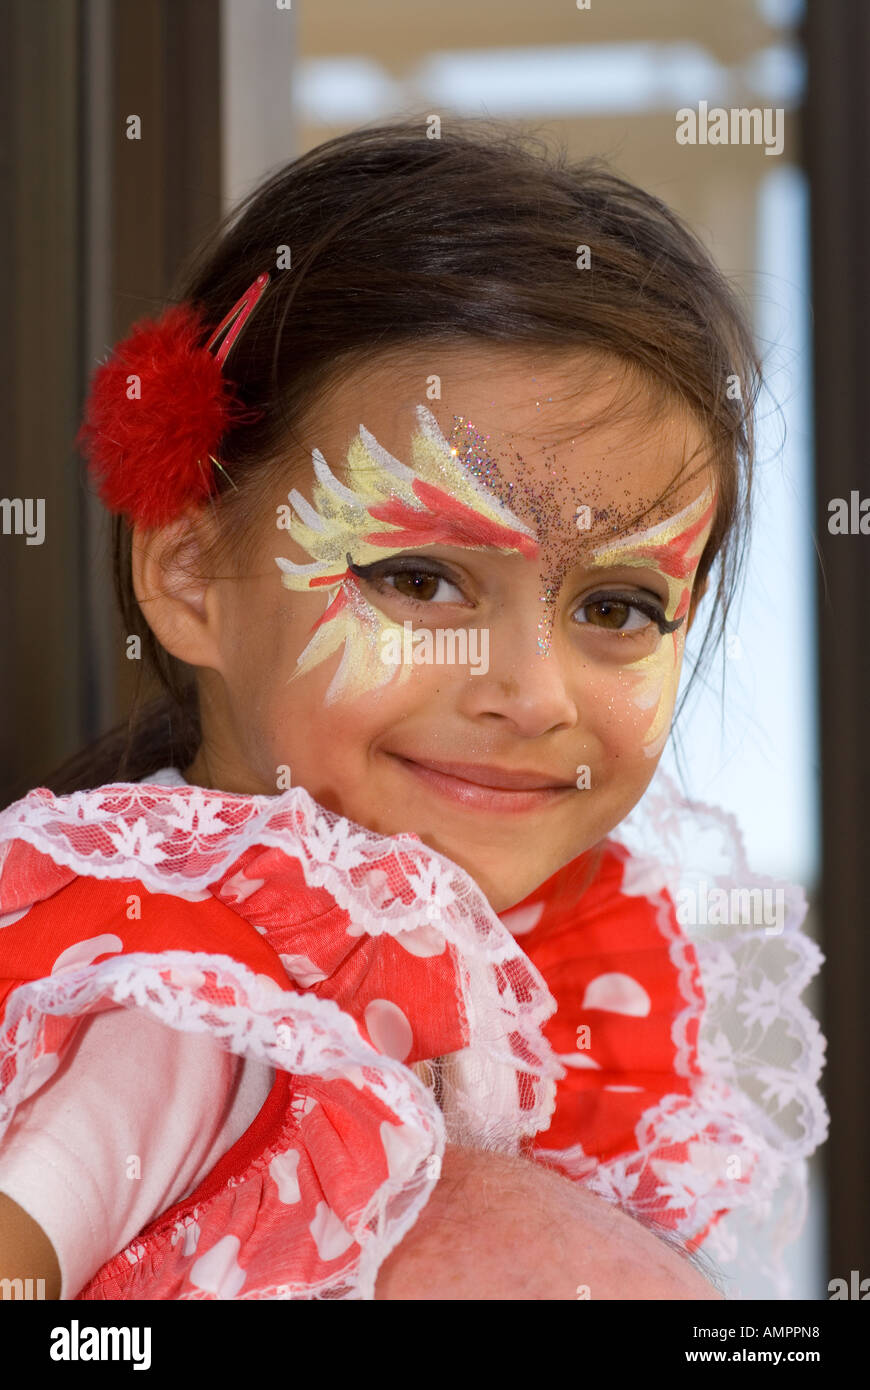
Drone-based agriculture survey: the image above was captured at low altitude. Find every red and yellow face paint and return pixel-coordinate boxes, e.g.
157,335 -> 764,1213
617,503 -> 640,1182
275,404 -> 538,703
587,486 -> 716,756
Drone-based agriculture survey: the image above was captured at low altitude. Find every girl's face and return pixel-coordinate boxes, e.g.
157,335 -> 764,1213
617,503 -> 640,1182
185,347 -> 715,912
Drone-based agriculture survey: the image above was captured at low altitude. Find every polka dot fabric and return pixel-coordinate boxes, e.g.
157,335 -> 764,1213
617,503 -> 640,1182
0,775 -> 826,1298
502,843 -> 740,1249
0,780 -> 560,1299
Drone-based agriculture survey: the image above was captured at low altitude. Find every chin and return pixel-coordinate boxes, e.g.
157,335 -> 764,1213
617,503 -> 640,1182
437,850 -> 543,914
482,877 -> 542,914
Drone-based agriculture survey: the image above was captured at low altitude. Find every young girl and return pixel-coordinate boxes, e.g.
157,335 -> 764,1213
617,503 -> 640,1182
0,119 -> 826,1301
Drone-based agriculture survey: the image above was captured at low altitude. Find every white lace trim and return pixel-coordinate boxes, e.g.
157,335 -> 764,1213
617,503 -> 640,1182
0,771 -> 828,1298
0,779 -> 563,1152
0,951 -> 448,1300
596,768 -> 828,1298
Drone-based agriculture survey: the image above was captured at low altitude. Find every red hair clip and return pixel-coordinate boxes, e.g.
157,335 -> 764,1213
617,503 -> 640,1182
77,272 -> 271,529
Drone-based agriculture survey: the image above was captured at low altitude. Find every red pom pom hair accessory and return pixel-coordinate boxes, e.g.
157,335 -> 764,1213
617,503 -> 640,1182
76,271 -> 271,529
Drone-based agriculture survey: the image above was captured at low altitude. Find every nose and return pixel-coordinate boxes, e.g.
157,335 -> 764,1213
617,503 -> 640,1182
456,617 -> 580,738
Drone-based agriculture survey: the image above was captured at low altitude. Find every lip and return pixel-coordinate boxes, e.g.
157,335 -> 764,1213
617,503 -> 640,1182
387,754 -> 576,814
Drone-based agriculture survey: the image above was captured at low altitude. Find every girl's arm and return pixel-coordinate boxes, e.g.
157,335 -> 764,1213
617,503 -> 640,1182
0,1192 -> 61,1298
0,1002 -> 273,1299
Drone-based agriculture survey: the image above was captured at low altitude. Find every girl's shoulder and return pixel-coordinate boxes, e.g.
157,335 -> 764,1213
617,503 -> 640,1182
0,870 -> 289,1003
0,771 -> 298,1025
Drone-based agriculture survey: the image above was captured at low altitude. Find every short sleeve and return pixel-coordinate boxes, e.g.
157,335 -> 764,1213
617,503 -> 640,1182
0,1003 -> 274,1298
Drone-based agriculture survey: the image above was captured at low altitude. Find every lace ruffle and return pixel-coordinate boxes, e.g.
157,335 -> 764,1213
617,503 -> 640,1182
0,779 -> 563,1147
0,778 -> 567,1297
0,772 -> 826,1298
0,951 -> 452,1299
588,770 -> 828,1298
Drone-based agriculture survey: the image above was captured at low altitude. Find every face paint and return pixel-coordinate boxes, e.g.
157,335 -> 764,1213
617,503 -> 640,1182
275,404 -> 538,703
450,416 -> 599,657
587,487 -> 716,755
589,487 -> 716,619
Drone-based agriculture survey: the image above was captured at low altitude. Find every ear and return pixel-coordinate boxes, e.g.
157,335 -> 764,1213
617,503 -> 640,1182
131,511 -> 225,672
685,574 -> 710,633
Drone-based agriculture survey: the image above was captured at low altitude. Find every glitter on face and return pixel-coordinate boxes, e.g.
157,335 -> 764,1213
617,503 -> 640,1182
449,415 -> 601,657
588,487 -> 716,622
275,404 -> 538,703
447,410 -> 715,757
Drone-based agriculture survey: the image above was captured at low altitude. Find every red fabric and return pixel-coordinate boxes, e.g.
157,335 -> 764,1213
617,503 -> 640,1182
0,802 -> 737,1296
506,842 -> 731,1248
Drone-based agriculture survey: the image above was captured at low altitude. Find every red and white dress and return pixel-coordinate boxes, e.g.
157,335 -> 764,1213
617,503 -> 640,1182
0,770 -> 826,1299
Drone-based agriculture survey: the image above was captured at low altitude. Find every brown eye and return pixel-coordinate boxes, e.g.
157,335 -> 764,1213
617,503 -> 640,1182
584,599 -> 632,629
574,597 -> 656,633
347,554 -> 467,605
390,571 -> 442,602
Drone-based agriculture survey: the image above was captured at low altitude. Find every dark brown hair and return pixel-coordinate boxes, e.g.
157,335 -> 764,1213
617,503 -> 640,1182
46,115 -> 761,796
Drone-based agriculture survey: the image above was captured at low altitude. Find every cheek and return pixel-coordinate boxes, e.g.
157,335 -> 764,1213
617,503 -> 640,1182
227,584 -> 308,690
217,575 -> 338,746
579,634 -> 684,765
254,600 -> 417,760
623,633 -> 685,759
289,576 -> 425,707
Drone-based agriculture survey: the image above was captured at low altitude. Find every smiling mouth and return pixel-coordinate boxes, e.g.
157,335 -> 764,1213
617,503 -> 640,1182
386,753 -> 577,814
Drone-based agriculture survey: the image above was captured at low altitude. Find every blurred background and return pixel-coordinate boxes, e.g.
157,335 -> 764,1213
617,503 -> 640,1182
0,0 -> 866,1299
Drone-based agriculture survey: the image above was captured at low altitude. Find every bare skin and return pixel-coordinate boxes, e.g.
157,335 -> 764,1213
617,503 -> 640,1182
369,1139 -> 717,1301
0,1192 -> 62,1300
374,1145 -> 722,1300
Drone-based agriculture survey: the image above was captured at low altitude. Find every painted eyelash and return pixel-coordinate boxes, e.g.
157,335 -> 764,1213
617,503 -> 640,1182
578,591 -> 685,636
345,552 -> 460,589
